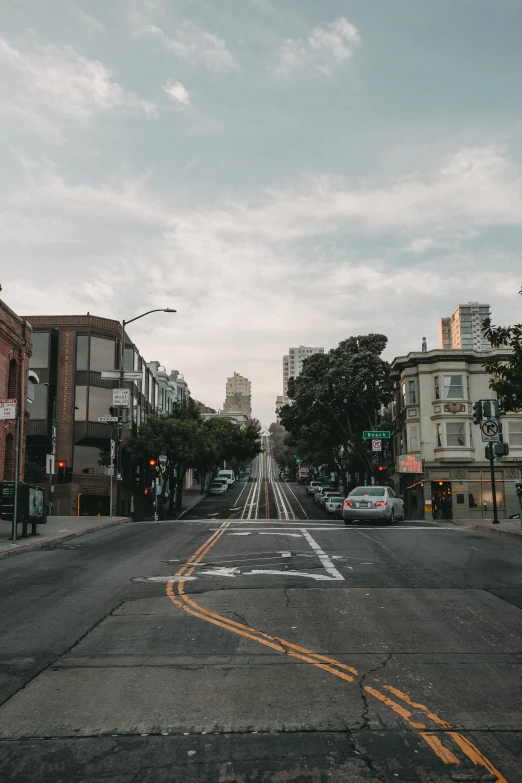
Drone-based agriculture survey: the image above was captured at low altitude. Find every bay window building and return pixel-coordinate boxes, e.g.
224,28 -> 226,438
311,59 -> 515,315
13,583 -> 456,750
390,347 -> 521,520
25,315 -> 160,517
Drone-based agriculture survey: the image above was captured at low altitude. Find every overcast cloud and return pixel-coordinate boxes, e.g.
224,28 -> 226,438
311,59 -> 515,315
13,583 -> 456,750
2,0 -> 522,425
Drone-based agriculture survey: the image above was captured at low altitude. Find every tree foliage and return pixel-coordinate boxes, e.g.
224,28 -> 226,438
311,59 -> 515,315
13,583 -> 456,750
127,401 -> 262,513
483,288 -> 522,412
279,334 -> 393,491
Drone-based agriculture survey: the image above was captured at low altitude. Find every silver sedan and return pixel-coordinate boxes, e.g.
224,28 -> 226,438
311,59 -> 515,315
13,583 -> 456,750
342,486 -> 404,525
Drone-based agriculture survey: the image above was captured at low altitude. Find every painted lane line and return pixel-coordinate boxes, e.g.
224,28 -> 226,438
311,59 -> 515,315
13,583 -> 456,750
279,477 -> 309,520
248,570 -> 342,581
199,567 -> 239,577
167,521 -> 508,782
259,532 -> 302,538
228,532 -> 251,536
300,528 -> 344,581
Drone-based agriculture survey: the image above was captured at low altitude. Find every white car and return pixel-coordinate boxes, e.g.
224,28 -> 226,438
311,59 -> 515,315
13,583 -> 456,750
342,486 -> 404,525
324,495 -> 345,514
209,481 -> 228,495
306,481 -> 324,496
217,470 -> 235,487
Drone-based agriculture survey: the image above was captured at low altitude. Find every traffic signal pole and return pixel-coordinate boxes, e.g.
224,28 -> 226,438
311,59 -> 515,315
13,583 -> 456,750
488,447 -> 499,524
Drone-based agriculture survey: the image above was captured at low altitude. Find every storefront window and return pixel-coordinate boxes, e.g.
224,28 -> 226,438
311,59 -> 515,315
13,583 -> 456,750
90,337 -> 116,372
30,333 -> 49,368
29,384 -> 48,418
468,480 -> 505,509
74,386 -> 87,421
446,421 -> 466,446
443,375 -> 463,399
88,386 -> 113,421
453,482 -> 466,506
76,335 -> 89,370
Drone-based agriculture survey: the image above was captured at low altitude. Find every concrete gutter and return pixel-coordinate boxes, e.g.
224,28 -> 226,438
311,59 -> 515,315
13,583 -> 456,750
468,523 -> 522,542
0,517 -> 130,560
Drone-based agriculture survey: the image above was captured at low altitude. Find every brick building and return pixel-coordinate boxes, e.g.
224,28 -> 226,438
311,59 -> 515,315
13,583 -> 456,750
24,314 -> 160,517
0,298 -> 32,484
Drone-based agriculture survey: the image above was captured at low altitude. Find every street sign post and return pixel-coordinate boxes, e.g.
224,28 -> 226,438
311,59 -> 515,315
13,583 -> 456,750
481,420 -> 500,443
98,416 -> 119,423
372,440 -> 382,452
112,389 -> 131,407
363,430 -> 390,439
45,454 -> 55,475
0,399 -> 16,420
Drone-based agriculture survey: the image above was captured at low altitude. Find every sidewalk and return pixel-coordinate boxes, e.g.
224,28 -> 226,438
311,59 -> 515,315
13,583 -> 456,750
177,488 -> 206,519
438,517 -> 522,541
0,515 -> 130,560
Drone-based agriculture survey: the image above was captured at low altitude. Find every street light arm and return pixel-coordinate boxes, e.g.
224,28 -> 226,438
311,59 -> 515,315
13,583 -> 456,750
124,308 -> 176,327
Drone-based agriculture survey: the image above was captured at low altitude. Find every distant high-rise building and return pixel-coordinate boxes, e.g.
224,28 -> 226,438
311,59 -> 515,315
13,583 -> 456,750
224,372 -> 252,416
438,303 -> 491,351
283,345 -> 324,402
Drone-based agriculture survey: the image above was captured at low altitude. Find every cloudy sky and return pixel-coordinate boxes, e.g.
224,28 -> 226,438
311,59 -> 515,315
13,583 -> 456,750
2,0 -> 522,425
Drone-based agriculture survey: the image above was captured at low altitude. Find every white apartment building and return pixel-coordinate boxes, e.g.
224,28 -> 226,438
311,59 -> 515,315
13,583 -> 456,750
438,302 -> 491,351
147,363 -> 190,413
224,372 -> 251,416
283,345 -> 324,401
390,348 -> 521,521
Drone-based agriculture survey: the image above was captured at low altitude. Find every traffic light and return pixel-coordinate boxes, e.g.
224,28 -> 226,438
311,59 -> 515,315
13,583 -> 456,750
515,481 -> 522,498
494,443 -> 509,457
149,459 -> 157,468
144,488 -> 149,495
472,401 -> 483,425
482,400 -> 491,419
378,465 -> 384,472
57,461 -> 66,484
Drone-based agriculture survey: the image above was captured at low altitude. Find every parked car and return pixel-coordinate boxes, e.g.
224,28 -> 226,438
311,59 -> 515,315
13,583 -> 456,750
324,495 -> 345,514
209,481 -> 228,495
313,486 -> 336,503
306,481 -> 324,497
214,478 -> 229,491
342,486 -> 404,525
319,490 -> 342,509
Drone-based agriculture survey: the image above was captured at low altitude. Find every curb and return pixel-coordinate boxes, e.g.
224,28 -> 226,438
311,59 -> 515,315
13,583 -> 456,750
0,517 -> 131,560
177,494 -> 207,519
468,524 -> 522,542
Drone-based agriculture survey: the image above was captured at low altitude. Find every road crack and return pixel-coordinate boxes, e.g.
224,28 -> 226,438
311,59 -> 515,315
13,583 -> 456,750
356,654 -> 392,733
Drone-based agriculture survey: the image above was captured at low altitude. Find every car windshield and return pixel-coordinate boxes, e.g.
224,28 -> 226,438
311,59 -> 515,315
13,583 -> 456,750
328,497 -> 344,503
350,487 -> 386,496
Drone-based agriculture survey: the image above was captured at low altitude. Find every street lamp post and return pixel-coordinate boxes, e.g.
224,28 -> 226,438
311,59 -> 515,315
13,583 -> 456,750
116,308 -> 176,516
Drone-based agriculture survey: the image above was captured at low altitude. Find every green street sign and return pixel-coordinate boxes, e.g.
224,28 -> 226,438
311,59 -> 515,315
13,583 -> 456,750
363,430 -> 391,439
295,457 -> 302,464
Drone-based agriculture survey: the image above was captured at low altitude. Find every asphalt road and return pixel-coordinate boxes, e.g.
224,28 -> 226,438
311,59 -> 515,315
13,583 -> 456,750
0,453 -> 521,782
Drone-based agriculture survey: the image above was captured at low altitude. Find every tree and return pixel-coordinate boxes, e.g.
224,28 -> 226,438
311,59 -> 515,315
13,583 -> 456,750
279,334 -> 393,493
482,288 -> 522,412
127,401 -> 205,514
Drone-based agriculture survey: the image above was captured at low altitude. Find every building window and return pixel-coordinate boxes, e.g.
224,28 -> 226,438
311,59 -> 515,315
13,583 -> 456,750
434,376 -> 440,400
73,445 -> 109,475
446,421 -> 466,446
408,424 -> 419,451
76,335 -> 89,371
29,384 -> 48,419
88,387 -> 113,421
507,421 -> 522,447
74,386 -> 87,421
408,380 -> 416,404
124,347 -> 134,372
436,423 -> 442,447
30,333 -> 49,368
401,382 -> 406,408
443,375 -> 463,399
90,337 -> 116,373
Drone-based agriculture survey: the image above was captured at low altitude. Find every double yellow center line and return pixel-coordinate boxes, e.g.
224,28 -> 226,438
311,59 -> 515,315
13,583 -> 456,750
166,519 -> 508,782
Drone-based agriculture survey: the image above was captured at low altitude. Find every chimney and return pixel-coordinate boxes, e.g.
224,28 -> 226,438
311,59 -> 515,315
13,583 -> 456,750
422,337 -> 427,352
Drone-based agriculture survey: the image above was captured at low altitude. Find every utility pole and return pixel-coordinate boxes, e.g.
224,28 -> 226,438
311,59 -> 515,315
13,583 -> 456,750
487,445 -> 499,524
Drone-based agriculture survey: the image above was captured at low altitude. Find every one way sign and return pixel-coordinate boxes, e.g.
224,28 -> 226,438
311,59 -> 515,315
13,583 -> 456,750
481,419 -> 500,443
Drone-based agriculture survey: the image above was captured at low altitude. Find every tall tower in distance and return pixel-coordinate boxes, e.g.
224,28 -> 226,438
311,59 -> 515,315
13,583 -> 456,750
437,302 -> 491,351
223,372 -> 252,417
283,345 -> 324,402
